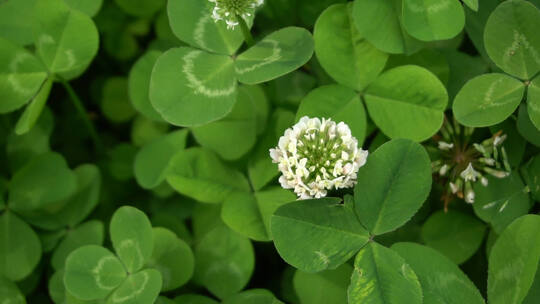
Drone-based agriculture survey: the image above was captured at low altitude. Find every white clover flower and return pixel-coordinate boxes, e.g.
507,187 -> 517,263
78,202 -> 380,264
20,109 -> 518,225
438,141 -> 454,150
208,0 -> 264,30
460,163 -> 479,182
270,117 -> 368,199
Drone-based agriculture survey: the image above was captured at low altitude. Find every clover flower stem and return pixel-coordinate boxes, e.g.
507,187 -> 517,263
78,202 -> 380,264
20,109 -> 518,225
60,79 -> 104,154
237,14 -> 255,47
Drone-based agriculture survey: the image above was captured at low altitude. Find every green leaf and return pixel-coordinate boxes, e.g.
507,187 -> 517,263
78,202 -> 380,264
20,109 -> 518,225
110,206 -> 153,273
222,187 -> 296,241
34,0 -> 99,80
294,263 -> 352,304
146,227 -> 194,291
0,0 -> 37,46
421,210 -> 486,264
14,77 -> 53,135
314,3 -> 388,91
462,0 -> 478,11
114,0 -> 164,17
192,85 -> 257,160
364,65 -> 448,141
0,212 -> 42,281
194,225 -> 254,299
51,220 -> 104,271
150,47 -> 237,126
392,242 -> 484,304
484,0 -> 540,79
134,129 -> 188,189
473,173 -> 531,234
385,48 -> 450,86
166,148 -> 250,203
235,27 -> 314,84
128,51 -> 164,122
106,269 -> 162,304
248,109 -> 295,191
523,154 -> 540,201
517,104 -> 540,146
0,37 -> 48,114
348,242 -> 422,304
453,73 -> 525,127
488,215 -> 540,304
0,276 -> 26,304
9,152 -> 77,214
354,139 -> 432,235
173,294 -> 219,304
402,0 -> 465,41
106,143 -> 137,181
527,76 -> 540,130
101,77 -> 136,123
352,0 -> 423,54
296,84 -> 367,145
130,116 -> 169,147
64,0 -> 103,17
167,0 -> 247,55
271,197 -> 370,272
222,289 -> 283,304
64,245 -> 127,300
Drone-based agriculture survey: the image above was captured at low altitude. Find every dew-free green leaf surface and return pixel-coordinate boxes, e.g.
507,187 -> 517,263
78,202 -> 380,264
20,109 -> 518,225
364,65 -> 448,141
114,0 -> 164,17
167,0 -> 247,55
0,276 -> 25,304
192,85 -> 257,160
101,77 -> 136,123
453,73 -> 525,127
0,38 -> 48,114
352,0 -> 423,54
150,47 -> 237,126
128,51 -> 164,122
527,76 -> 540,130
517,104 -> 540,146
484,0 -> 540,79
134,129 -> 188,189
0,0 -> 37,46
402,0 -> 465,41
296,84 -> 366,145
146,228 -> 194,291
194,225 -> 254,299
271,197 -> 369,272
221,289 -> 283,304
0,212 -> 42,282
51,220 -> 104,271
294,263 -> 351,304
354,139 -> 432,235
348,242 -> 422,304
166,148 -> 250,203
473,173 -> 531,234
173,294 -> 219,304
392,242 -> 484,304
8,152 -> 77,214
222,187 -> 296,241
314,3 -> 388,91
64,245 -> 127,300
106,269 -> 162,304
14,77 -> 53,135
488,215 -> 540,304
421,210 -> 486,264
64,0 -> 103,16
34,0 -> 99,80
110,206 -> 153,273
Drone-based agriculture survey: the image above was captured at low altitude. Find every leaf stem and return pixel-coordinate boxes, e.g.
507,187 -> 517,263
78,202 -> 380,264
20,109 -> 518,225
59,79 -> 104,153
237,15 -> 254,47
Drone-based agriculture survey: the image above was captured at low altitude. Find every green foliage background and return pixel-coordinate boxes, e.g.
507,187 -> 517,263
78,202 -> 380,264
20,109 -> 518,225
0,0 -> 539,303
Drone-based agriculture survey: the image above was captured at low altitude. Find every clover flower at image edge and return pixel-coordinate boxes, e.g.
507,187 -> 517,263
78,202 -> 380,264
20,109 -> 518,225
270,117 -> 369,199
208,0 -> 264,29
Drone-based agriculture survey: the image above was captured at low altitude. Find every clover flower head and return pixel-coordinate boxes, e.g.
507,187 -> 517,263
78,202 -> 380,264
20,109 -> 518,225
208,0 -> 264,29
270,117 -> 368,199
432,118 -> 511,208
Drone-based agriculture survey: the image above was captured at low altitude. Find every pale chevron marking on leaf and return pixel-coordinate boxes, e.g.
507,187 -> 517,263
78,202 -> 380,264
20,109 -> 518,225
7,53 -> 38,94
503,30 -> 540,70
498,200 -> 509,213
235,39 -> 282,74
194,14 -> 211,50
111,272 -> 149,303
117,239 -> 143,270
182,50 -> 236,97
314,250 -> 330,267
482,201 -> 498,209
406,0 -> 451,14
92,256 -> 121,290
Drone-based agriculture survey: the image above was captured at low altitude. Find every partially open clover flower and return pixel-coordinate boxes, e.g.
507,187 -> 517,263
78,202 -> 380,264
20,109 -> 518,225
208,0 -> 264,29
431,118 -> 511,209
270,117 -> 368,199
